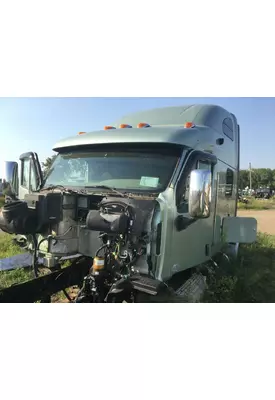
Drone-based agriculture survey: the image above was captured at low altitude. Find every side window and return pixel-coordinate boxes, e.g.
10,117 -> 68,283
21,158 -> 38,190
225,168 -> 234,197
222,118 -> 234,141
21,159 -> 30,187
30,159 -> 38,190
177,159 -> 212,213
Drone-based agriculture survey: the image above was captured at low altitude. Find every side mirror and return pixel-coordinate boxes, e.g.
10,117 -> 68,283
188,169 -> 212,218
19,152 -> 43,193
2,161 -> 19,197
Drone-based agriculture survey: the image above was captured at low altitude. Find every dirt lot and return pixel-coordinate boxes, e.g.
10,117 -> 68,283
238,209 -> 275,235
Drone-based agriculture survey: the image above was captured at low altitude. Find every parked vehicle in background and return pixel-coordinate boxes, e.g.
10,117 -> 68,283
254,188 -> 273,199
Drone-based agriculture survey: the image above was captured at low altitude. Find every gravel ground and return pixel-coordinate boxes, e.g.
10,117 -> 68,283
238,209 -> 275,235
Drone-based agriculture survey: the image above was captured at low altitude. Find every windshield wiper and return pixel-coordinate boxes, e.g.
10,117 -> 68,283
40,184 -> 66,192
40,184 -> 83,194
84,185 -> 128,198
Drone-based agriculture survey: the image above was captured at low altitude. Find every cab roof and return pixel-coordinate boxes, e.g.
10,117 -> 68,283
53,104 -> 236,152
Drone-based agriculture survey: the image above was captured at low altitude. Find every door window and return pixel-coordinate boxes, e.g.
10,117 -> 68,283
225,168 -> 234,197
21,159 -> 30,187
21,158 -> 38,190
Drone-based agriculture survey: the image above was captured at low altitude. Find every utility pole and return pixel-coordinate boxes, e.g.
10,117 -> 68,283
249,162 -> 252,191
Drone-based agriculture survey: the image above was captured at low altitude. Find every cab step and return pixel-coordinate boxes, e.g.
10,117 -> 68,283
175,273 -> 208,302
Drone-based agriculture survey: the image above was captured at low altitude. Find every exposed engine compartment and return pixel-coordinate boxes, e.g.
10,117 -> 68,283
0,190 -> 164,302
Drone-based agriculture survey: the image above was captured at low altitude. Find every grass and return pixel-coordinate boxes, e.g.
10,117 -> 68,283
0,233 -> 24,259
1,197 -> 33,290
205,233 -> 275,302
0,233 -> 72,300
0,233 -> 32,290
0,267 -> 33,290
238,197 -> 275,210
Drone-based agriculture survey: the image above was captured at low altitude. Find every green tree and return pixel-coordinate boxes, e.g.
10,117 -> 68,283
41,154 -> 57,177
251,169 -> 261,189
238,168 -> 275,190
239,170 -> 249,189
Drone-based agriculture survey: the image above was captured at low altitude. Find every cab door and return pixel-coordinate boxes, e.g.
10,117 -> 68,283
166,150 -> 217,278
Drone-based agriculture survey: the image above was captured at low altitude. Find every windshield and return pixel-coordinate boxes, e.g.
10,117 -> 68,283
44,146 -> 181,192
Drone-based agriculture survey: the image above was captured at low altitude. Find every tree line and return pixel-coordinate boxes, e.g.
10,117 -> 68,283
239,168 -> 275,189
41,155 -> 57,176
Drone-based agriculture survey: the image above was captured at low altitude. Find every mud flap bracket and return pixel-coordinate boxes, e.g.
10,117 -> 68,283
222,216 -> 257,243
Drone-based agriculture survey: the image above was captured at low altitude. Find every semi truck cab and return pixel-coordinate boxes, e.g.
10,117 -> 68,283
0,104 -> 257,302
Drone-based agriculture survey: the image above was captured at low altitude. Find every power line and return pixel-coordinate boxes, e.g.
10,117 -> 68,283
249,162 -> 252,190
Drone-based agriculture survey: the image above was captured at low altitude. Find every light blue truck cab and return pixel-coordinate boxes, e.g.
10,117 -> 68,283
0,105 -> 257,302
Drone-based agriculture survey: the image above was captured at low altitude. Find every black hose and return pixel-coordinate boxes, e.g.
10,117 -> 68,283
32,235 -> 39,278
73,286 -> 85,303
38,237 -> 49,251
32,228 -> 73,278
32,237 -> 51,278
95,244 -> 107,257
36,227 -> 72,254
62,289 -> 72,302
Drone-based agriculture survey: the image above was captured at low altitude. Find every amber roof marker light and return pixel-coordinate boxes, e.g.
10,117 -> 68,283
119,124 -> 132,128
137,122 -> 151,128
104,126 -> 116,130
184,122 -> 195,128
78,132 -> 86,135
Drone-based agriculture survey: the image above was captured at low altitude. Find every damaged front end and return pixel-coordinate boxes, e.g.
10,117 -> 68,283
0,189 -> 169,302
0,144 -> 184,302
